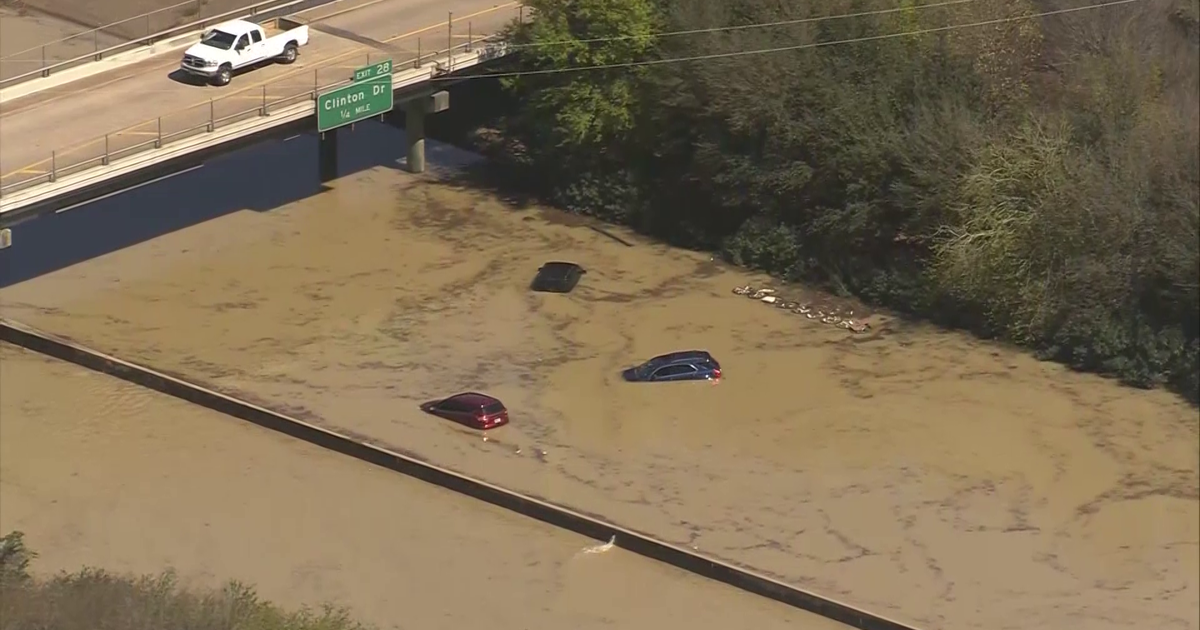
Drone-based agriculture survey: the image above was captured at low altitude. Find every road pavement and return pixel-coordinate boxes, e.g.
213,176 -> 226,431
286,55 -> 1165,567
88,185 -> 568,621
0,0 -> 519,187
0,7 -> 126,81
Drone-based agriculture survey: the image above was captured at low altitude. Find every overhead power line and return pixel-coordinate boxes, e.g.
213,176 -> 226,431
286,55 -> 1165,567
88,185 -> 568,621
436,0 -> 1145,82
503,0 -> 985,52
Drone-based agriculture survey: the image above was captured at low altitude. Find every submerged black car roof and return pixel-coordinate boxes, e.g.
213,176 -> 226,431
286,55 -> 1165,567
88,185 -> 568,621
531,262 -> 586,293
540,261 -> 582,275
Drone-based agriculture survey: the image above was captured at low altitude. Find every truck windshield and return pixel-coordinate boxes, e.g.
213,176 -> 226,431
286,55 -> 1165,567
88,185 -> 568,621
201,30 -> 237,49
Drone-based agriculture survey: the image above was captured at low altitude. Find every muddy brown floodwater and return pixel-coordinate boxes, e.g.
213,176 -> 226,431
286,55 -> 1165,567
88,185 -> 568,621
1,132 -> 1196,630
0,343 -> 847,630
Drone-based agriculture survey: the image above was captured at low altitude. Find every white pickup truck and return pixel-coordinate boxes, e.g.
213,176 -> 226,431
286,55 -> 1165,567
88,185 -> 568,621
180,18 -> 309,86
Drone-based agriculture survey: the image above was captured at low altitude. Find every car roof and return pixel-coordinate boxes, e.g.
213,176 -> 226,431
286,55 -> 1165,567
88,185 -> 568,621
210,19 -> 260,35
444,392 -> 502,406
539,261 -> 583,275
647,350 -> 714,365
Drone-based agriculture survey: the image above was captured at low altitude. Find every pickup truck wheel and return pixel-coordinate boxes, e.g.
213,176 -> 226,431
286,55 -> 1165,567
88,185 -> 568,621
280,43 -> 298,64
213,65 -> 232,86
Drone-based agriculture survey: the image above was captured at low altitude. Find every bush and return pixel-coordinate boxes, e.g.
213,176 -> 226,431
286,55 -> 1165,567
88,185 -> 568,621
0,531 -> 374,630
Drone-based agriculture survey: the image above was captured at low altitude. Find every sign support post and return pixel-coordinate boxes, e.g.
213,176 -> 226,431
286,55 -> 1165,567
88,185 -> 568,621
319,129 -> 338,183
315,59 -> 394,183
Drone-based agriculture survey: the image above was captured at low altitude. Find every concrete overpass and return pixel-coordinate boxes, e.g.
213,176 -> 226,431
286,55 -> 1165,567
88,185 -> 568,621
0,0 -> 521,225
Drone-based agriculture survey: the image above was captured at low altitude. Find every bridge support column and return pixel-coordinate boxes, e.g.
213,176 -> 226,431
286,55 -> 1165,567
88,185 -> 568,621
319,129 -> 339,183
405,102 -> 426,174
404,90 -> 450,174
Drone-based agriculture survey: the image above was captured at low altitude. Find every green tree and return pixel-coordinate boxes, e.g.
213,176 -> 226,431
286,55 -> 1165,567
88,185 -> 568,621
483,0 -> 1199,400
502,0 -> 659,149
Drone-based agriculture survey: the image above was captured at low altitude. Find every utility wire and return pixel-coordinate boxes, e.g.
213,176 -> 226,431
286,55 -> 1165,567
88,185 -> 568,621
435,0 -> 1144,81
502,0 -> 985,52
0,0 -> 986,64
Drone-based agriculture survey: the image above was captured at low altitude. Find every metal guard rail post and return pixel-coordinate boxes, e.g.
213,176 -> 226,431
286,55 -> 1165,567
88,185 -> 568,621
0,33 -> 509,199
0,0 -> 330,90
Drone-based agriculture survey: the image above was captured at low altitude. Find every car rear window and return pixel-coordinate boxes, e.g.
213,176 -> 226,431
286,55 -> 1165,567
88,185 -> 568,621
482,402 -> 505,414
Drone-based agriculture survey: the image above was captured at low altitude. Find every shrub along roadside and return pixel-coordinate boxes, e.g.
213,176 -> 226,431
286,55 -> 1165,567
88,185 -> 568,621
0,531 -> 375,630
476,0 -> 1198,402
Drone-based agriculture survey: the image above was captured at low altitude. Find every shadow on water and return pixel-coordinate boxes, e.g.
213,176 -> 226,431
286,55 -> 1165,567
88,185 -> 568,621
0,120 -> 418,288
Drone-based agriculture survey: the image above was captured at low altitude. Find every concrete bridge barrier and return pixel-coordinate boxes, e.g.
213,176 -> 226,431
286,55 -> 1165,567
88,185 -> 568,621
0,40 -> 511,224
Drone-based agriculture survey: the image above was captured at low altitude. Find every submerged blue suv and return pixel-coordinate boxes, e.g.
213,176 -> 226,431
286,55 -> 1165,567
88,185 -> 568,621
621,350 -> 722,382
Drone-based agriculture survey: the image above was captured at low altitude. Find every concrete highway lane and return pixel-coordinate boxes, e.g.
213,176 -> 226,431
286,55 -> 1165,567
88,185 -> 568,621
0,0 -> 519,187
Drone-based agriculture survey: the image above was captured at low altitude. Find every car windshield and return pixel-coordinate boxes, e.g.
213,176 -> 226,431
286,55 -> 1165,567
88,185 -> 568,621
201,30 -> 237,49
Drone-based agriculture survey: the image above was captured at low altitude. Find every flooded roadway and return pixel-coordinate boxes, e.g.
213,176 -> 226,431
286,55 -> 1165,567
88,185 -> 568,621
0,122 -> 1196,630
0,343 -> 847,630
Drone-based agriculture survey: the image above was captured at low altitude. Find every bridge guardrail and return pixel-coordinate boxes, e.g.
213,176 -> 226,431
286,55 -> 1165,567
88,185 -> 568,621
0,20 -> 516,199
0,0 -> 346,89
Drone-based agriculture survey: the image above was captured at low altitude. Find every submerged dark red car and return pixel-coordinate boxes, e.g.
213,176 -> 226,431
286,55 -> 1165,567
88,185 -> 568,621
420,392 -> 510,430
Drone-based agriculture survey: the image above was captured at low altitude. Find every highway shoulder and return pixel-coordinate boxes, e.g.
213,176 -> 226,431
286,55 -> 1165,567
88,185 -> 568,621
0,50 -> 186,117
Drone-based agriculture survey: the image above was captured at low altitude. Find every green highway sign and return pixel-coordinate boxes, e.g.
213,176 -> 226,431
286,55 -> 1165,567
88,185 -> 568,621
317,74 -> 393,132
354,58 -> 392,82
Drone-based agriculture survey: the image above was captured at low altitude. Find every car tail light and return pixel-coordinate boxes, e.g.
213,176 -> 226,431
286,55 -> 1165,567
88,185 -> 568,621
711,368 -> 722,380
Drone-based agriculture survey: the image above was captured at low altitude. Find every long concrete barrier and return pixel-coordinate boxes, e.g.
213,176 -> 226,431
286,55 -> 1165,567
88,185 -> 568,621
0,318 -> 925,630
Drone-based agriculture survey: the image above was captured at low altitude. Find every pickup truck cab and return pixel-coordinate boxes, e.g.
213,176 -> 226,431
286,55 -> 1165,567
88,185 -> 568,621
180,18 -> 309,86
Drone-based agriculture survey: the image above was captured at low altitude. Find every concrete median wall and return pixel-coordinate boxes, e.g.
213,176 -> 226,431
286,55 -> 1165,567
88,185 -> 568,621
0,318 -> 923,630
